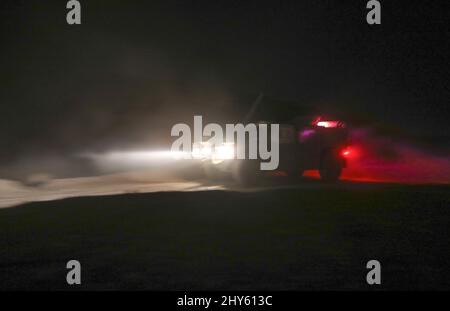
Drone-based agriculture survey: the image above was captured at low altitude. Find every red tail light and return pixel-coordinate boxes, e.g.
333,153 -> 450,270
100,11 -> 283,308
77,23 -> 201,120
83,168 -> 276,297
341,149 -> 350,157
313,117 -> 345,128
316,121 -> 340,128
340,146 -> 355,158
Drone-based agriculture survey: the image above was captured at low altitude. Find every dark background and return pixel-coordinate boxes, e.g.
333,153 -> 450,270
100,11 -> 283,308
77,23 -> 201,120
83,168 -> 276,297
1,1 -> 450,291
1,0 -> 449,163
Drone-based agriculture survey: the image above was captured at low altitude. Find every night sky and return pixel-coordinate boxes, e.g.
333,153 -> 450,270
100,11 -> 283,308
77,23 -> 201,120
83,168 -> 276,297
1,0 -> 449,163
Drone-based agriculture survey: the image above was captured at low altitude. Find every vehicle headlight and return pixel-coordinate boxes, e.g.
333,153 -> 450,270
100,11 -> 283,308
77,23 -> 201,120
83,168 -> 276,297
212,142 -> 235,163
192,142 -> 235,162
192,142 -> 213,159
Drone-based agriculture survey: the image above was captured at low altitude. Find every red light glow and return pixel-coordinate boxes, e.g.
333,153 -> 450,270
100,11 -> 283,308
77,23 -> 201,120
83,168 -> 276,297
303,128 -> 450,185
316,121 -> 339,128
340,147 -> 354,158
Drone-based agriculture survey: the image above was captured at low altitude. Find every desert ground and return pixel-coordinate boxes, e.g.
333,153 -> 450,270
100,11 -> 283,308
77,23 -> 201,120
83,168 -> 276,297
0,173 -> 449,290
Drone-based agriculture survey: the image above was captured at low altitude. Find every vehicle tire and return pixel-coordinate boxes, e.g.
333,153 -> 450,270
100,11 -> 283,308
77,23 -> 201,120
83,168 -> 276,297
231,160 -> 261,187
319,151 -> 342,183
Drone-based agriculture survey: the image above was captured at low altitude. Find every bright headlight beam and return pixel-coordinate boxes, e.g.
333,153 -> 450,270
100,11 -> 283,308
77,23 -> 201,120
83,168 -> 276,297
213,143 -> 235,160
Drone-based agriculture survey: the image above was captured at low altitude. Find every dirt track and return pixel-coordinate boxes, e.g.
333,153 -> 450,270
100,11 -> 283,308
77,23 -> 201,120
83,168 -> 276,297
0,181 -> 449,290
